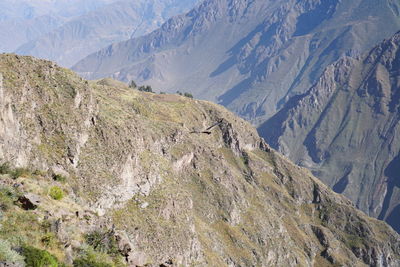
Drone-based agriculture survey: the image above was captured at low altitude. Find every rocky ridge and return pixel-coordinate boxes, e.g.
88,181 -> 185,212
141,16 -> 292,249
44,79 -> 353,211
260,31 -> 400,233
0,54 -> 399,266
73,0 -> 400,125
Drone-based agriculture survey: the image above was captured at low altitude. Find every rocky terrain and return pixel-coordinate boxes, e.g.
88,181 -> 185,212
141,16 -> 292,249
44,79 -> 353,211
0,54 -> 399,266
15,0 -> 200,67
260,31 -> 400,234
73,0 -> 400,125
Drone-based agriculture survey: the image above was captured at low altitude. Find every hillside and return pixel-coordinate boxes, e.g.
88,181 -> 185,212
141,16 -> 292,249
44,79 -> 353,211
0,54 -> 399,266
73,0 -> 400,125
15,0 -> 200,67
260,31 -> 400,234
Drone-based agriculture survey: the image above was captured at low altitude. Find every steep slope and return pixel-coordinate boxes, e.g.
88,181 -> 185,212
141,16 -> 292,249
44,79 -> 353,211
0,54 -> 399,266
260,32 -> 400,233
73,0 -> 400,125
15,0 -> 199,67
0,0 -> 119,53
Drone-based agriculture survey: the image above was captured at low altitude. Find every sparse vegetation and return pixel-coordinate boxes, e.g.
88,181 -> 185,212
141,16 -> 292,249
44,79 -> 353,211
73,250 -> 113,267
0,162 -> 11,174
85,230 -> 118,255
41,233 -> 58,248
184,92 -> 193,98
49,186 -> 64,200
176,91 -> 194,98
21,245 -> 59,267
11,168 -> 31,179
0,239 -> 25,265
0,187 -> 18,211
128,80 -> 137,89
0,163 -> 31,179
52,174 -> 67,183
138,85 -> 153,92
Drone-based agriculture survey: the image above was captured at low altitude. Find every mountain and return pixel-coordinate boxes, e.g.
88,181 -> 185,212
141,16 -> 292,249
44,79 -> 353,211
73,0 -> 400,125
0,54 -> 399,266
15,0 -> 200,67
0,0 -> 120,53
259,31 -> 400,234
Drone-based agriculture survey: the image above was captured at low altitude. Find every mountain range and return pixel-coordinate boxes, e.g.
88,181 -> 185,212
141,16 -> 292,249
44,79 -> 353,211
0,53 -> 399,266
260,31 -> 400,233
1,0 -> 199,67
0,0 -> 119,53
73,0 -> 400,125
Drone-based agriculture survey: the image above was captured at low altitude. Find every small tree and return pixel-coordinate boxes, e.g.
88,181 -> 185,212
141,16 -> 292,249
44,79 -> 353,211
128,80 -> 137,89
184,92 -> 193,98
138,85 -> 153,93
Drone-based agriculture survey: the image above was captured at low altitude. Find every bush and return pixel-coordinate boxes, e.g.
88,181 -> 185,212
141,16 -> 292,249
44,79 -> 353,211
73,247 -> 113,267
21,245 -> 59,267
73,256 -> 112,267
52,174 -> 66,183
184,92 -> 193,98
11,168 -> 31,179
85,230 -> 118,255
128,80 -> 137,89
0,239 -> 25,265
41,233 -> 57,248
0,187 -> 17,211
0,162 -> 11,174
138,85 -> 153,92
49,186 -> 64,200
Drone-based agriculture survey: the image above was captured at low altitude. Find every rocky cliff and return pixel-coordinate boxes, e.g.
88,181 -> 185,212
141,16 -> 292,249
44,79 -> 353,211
73,0 -> 400,125
0,54 -> 399,266
260,31 -> 400,234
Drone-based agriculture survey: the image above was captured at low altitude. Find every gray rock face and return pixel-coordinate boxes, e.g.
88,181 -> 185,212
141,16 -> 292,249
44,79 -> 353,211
73,0 -> 400,125
260,31 -> 400,233
15,0 -> 200,67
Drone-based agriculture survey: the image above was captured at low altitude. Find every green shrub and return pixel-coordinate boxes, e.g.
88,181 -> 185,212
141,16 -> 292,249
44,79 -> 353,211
0,187 -> 17,211
73,256 -> 113,267
128,80 -> 137,89
49,186 -> 64,200
138,85 -> 153,92
21,245 -> 59,267
11,168 -> 31,179
0,239 -> 24,265
85,231 -> 118,255
41,233 -> 57,248
73,247 -> 113,267
184,92 -> 193,98
0,162 -> 11,174
52,174 -> 66,183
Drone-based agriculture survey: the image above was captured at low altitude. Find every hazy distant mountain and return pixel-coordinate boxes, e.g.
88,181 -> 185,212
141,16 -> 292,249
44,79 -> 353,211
0,0 -> 119,52
260,31 -> 400,232
73,0 -> 400,125
16,0 -> 199,67
0,0 -> 118,21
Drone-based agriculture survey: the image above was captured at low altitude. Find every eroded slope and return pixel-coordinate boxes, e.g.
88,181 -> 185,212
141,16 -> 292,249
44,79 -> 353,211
0,54 -> 399,266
